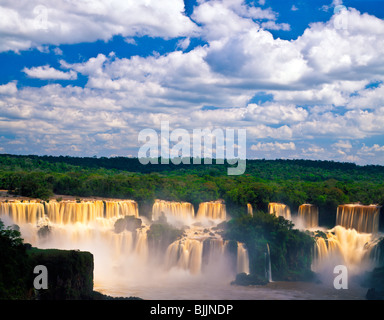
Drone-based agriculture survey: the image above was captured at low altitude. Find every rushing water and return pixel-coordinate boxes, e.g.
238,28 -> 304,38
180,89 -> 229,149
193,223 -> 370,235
298,204 -> 319,229
0,199 -> 382,300
268,203 -> 291,220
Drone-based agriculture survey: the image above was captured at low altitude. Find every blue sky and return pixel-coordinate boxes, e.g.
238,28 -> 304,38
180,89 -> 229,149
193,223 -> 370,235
1,0 -> 384,165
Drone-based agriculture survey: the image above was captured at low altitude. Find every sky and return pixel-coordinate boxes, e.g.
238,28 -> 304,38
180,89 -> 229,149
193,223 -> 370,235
1,0 -> 384,165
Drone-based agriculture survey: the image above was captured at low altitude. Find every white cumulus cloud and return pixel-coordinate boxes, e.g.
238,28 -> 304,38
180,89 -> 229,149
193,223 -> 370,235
23,65 -> 77,80
0,0 -> 199,52
251,141 -> 296,151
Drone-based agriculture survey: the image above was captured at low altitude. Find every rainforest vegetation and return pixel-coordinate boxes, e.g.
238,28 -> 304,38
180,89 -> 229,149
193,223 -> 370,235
1,154 -> 384,228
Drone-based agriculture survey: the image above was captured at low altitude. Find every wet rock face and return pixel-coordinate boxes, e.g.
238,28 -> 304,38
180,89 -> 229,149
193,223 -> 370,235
37,225 -> 52,239
28,248 -> 94,300
230,273 -> 268,286
114,216 -> 142,233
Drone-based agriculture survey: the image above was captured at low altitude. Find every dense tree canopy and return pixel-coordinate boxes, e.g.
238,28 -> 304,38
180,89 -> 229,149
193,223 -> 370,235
1,154 -> 384,228
0,220 -> 32,299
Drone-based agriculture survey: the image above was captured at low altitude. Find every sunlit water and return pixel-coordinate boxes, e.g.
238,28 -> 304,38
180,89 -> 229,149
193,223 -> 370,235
0,200 -> 381,300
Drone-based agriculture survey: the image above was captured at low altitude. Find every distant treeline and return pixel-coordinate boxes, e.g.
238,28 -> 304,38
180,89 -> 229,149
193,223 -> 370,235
1,154 -> 384,227
2,153 -> 384,181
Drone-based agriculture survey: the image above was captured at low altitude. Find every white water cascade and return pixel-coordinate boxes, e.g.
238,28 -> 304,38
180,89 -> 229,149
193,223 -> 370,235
312,204 -> 382,278
268,203 -> 291,220
265,243 -> 273,282
298,204 -> 319,229
0,198 -> 250,298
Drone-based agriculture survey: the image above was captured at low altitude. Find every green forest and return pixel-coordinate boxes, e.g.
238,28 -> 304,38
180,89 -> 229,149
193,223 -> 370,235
1,154 -> 384,228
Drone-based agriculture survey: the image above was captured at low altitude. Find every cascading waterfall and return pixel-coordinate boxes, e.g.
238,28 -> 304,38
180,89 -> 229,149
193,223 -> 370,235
42,199 -> 139,224
196,201 -> 226,221
247,203 -> 253,217
0,198 -> 145,291
152,199 -> 195,223
157,200 -> 247,276
312,204 -> 382,276
298,204 -> 319,228
312,226 -> 376,274
202,238 -> 227,270
336,204 -> 380,234
165,239 -> 204,275
265,243 -> 272,282
0,198 -> 248,296
268,203 -> 291,220
237,242 -> 250,275
4,198 -> 381,296
0,200 -> 45,224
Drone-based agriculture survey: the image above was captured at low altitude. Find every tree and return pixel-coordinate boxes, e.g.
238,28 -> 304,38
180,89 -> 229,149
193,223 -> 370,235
0,219 -> 33,299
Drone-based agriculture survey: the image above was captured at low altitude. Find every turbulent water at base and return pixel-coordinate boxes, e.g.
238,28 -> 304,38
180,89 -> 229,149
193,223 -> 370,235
152,200 -> 249,275
312,204 -> 382,282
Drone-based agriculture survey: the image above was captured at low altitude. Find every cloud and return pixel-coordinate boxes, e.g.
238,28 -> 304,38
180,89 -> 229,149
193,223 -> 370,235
23,65 -> 77,80
243,103 -> 308,124
347,83 -> 384,110
359,144 -> 384,154
0,0 -> 199,53
53,47 -> 63,55
332,140 -> 352,150
295,9 -> 384,80
177,37 -> 191,50
1,2 -> 384,165
0,82 -> 18,95
302,146 -> 325,155
204,28 -> 309,85
251,141 -> 296,152
124,38 -> 137,45
333,0 -> 344,7
321,0 -> 344,12
261,21 -> 290,31
191,0 -> 278,41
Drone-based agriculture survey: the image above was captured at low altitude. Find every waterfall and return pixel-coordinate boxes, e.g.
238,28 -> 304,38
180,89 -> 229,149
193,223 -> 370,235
196,201 -> 226,221
42,199 -> 138,225
265,243 -> 272,282
45,201 -> 104,224
298,204 -> 318,228
105,200 -> 139,219
134,226 -> 149,263
304,203 -> 383,278
0,197 -> 246,295
0,200 -> 45,224
237,242 -> 250,275
336,204 -> 380,233
247,203 -> 253,217
202,238 -> 226,268
165,239 -> 203,275
152,199 -> 195,222
0,199 -> 144,289
268,203 -> 291,220
312,225 -> 377,274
